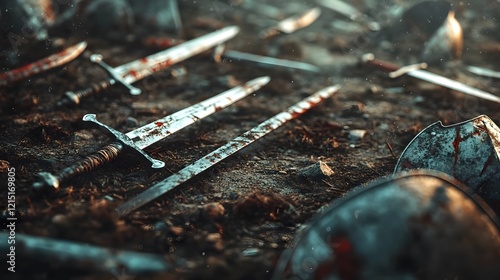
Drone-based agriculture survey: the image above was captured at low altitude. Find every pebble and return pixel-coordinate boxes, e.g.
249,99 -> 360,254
298,161 -> 334,180
348,129 -> 367,141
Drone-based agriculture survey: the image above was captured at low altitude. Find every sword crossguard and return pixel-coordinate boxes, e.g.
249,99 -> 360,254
83,114 -> 165,169
90,54 -> 142,96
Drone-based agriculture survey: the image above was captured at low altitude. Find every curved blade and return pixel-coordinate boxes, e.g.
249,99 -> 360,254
0,41 -> 87,86
126,76 -> 271,149
394,115 -> 500,210
277,7 -> 322,34
115,26 -> 240,83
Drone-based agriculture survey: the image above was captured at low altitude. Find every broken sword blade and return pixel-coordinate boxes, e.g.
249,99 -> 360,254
362,53 -> 500,104
215,48 -> 322,73
0,41 -> 87,86
116,84 -> 341,217
57,26 -> 240,107
261,7 -> 322,39
33,76 -> 269,192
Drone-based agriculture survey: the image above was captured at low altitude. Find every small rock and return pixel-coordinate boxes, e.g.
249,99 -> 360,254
124,117 -> 139,128
169,226 -> 184,236
348,129 -> 367,141
52,214 -> 68,225
298,161 -> 334,180
202,202 -> 225,221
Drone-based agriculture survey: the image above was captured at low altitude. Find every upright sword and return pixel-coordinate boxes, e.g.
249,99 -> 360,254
117,84 -> 341,217
33,76 -> 270,192
57,26 -> 240,106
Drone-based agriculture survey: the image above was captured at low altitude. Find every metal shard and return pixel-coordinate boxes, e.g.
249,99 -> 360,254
0,41 -> 87,86
395,115 -> 500,215
116,84 -> 341,217
218,49 -> 321,73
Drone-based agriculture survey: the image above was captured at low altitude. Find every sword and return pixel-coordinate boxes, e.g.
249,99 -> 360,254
466,65 -> 500,79
57,26 -> 240,106
362,53 -> 500,104
0,41 -> 87,86
261,7 -> 322,39
116,84 -> 341,217
33,76 -> 270,192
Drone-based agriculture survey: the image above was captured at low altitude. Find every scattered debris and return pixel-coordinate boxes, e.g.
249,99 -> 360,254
214,45 -> 321,73
298,161 -> 334,180
57,26 -> 240,106
116,85 -> 341,216
32,76 -> 269,192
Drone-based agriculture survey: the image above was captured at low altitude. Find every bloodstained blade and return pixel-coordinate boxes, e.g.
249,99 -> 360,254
0,41 -> 87,86
116,84 -> 341,216
261,7 -> 322,39
33,76 -> 270,191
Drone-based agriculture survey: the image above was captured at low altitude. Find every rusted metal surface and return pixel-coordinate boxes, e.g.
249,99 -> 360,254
363,53 -> 500,103
60,26 -> 240,105
116,84 -> 341,217
261,7 -> 321,39
0,41 -> 87,86
395,115 -> 500,215
0,232 -> 173,275
33,77 -> 269,191
273,171 -> 500,280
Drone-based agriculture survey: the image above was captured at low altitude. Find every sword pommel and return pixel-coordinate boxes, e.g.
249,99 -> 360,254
83,114 -> 165,169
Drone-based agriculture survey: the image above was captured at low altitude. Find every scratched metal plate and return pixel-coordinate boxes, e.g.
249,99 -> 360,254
272,171 -> 500,280
395,115 -> 500,213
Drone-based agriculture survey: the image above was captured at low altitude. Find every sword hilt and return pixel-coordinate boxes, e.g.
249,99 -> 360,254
90,54 -> 142,95
57,79 -> 116,107
32,114 -> 165,192
32,142 -> 124,192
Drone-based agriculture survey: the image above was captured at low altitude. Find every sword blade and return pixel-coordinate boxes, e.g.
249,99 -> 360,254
114,26 -> 240,83
0,41 -> 87,86
408,69 -> 500,103
221,49 -> 321,73
126,76 -> 271,149
116,84 -> 341,216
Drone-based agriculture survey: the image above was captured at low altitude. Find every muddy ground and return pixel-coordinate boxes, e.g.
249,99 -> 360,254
1,0 -> 500,279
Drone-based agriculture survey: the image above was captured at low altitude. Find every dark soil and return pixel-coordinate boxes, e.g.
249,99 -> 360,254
1,0 -> 499,279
